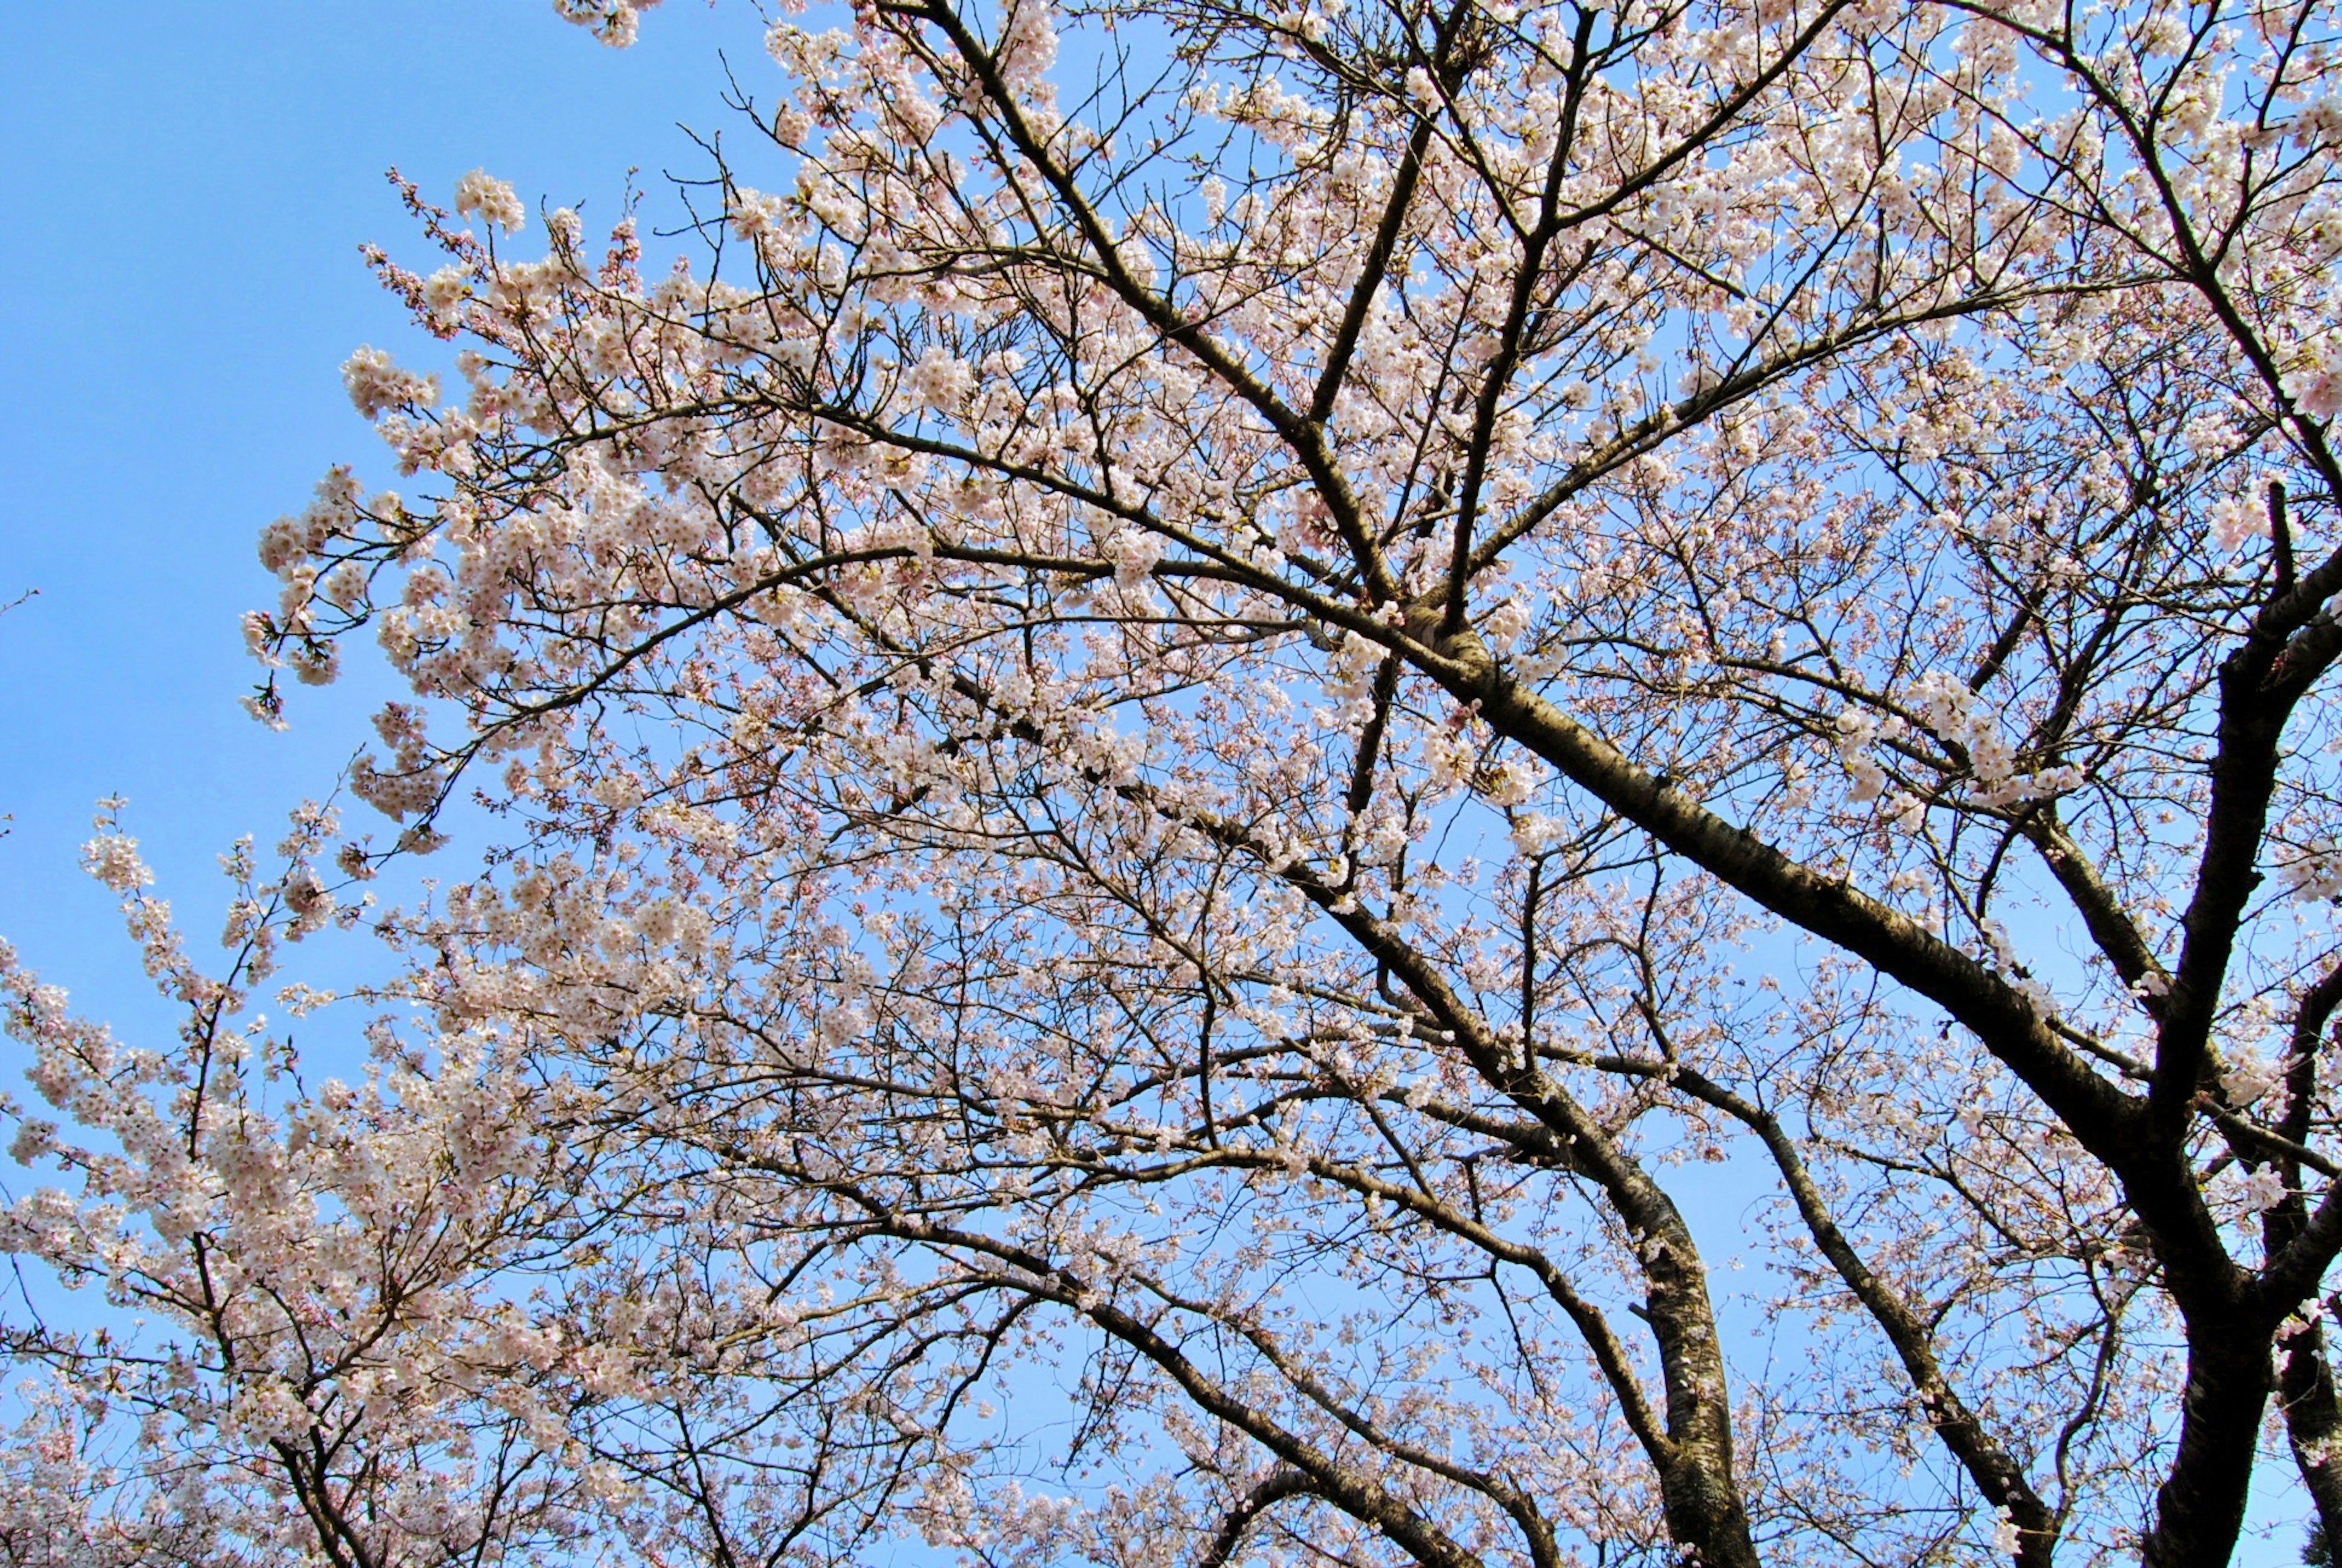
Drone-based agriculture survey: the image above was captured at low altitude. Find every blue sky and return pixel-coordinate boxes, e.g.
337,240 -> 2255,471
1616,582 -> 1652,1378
0,1 -> 754,1004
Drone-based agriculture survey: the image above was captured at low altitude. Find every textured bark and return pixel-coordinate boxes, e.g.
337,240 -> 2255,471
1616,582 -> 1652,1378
2280,1325 -> 2342,1553
2140,1330 -> 2274,1568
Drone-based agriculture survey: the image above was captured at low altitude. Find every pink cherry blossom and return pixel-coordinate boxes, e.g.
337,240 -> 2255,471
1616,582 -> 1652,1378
18,1 -> 2342,1565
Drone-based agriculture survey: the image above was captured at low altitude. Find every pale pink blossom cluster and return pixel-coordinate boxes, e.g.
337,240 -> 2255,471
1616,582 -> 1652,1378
551,0 -> 665,48
452,168 -> 527,235
340,345 -> 437,419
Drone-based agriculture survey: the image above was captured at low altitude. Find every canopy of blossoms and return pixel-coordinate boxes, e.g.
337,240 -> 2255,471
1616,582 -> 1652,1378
10,0 -> 2342,1564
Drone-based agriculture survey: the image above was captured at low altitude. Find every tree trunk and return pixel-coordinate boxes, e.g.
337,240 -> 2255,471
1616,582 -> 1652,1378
2282,1322 -> 2342,1553
2140,1330 -> 2273,1567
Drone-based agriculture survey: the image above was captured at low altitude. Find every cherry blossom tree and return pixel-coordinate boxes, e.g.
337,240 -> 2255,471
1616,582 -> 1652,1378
16,0 -> 2342,1562
0,806 -> 639,1567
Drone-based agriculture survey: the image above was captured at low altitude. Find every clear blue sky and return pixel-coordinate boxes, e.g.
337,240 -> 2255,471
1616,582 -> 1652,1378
0,1 -> 750,1005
